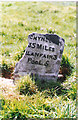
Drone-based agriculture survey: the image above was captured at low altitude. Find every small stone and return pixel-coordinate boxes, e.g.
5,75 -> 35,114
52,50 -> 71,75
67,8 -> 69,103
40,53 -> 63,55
14,33 -> 65,82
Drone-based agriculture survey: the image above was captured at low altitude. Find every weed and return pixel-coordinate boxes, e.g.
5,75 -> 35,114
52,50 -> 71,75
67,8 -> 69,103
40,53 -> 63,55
60,55 -> 74,76
14,49 -> 25,61
16,75 -> 38,95
67,81 -> 76,100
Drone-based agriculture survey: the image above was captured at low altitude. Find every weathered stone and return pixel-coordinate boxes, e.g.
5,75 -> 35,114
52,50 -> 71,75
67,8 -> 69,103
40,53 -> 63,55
14,33 -> 65,82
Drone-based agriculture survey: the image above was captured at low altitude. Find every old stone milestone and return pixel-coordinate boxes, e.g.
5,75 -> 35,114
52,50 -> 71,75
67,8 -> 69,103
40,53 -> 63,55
14,33 -> 65,82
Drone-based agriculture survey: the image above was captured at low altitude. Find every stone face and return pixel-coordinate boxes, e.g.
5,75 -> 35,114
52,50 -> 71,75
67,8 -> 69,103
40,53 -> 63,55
14,33 -> 65,82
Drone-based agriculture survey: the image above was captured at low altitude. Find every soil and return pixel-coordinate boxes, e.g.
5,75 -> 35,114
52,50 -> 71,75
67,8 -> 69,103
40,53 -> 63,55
2,67 -> 14,79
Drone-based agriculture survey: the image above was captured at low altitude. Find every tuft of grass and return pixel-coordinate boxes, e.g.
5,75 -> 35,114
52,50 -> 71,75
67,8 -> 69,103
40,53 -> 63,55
14,49 -> 25,61
60,55 -> 74,76
67,81 -> 76,100
16,75 -> 38,95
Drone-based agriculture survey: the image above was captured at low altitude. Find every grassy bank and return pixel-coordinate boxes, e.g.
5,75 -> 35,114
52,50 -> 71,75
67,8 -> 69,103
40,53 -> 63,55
0,1 -> 76,119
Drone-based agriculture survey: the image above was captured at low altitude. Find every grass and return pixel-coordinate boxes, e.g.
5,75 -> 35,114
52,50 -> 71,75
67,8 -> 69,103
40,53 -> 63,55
0,75 -> 76,119
0,1 -> 76,119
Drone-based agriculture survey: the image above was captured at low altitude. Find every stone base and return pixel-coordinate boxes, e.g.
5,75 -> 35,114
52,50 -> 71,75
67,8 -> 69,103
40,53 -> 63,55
31,73 -> 57,82
14,72 -> 57,82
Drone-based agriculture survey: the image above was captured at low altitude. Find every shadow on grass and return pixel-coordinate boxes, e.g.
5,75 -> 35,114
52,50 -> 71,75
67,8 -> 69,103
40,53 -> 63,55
34,78 -> 68,98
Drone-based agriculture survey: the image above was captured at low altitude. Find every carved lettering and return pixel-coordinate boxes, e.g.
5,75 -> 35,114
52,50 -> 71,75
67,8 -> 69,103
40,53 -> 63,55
28,42 -> 55,52
27,57 -> 49,66
44,60 -> 49,67
37,44 -> 42,49
26,51 -> 57,61
35,52 -> 40,57
34,36 -> 37,40
28,43 -> 36,48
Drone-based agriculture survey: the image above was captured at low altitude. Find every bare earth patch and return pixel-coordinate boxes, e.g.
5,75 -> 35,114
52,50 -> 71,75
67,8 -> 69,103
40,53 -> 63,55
0,77 -> 15,95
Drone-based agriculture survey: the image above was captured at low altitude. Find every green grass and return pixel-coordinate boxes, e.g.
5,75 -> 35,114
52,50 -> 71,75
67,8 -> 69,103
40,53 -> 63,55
0,1 -> 76,119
